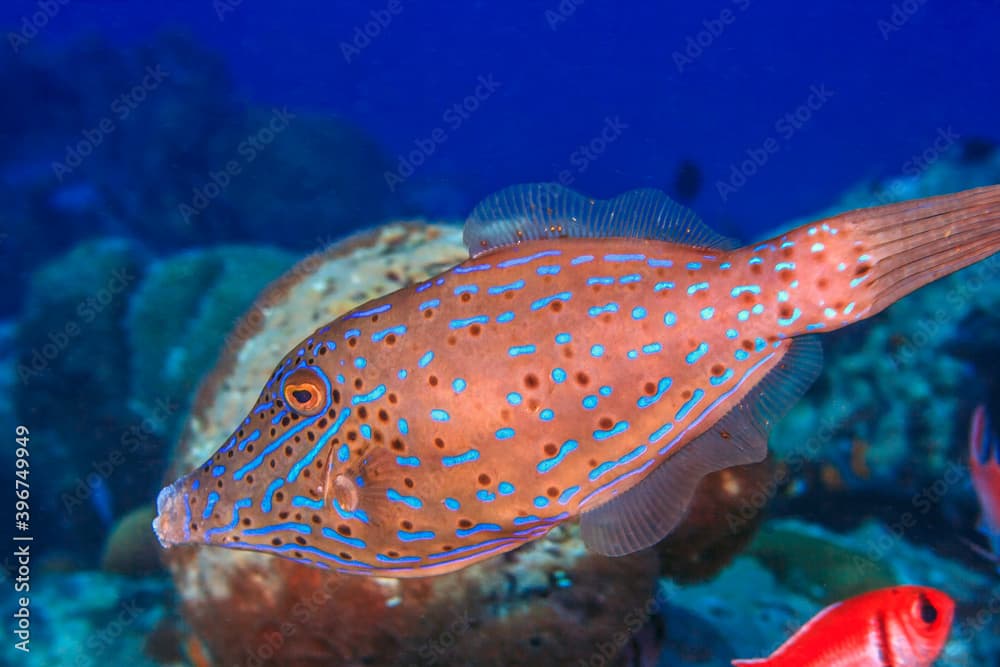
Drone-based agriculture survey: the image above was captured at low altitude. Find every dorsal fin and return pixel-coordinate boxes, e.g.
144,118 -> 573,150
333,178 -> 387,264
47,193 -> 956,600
463,183 -> 740,258
580,336 -> 823,556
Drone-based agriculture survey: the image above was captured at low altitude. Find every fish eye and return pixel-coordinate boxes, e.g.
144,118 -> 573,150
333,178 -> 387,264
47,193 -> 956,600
282,367 -> 327,416
915,594 -> 938,625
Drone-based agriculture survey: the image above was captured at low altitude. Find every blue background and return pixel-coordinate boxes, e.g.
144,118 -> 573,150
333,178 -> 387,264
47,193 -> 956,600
2,0 -> 998,307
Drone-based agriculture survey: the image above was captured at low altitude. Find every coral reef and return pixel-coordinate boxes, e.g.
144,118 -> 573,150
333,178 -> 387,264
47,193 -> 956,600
126,244 -> 296,442
13,238 -> 150,558
0,570 -> 170,667
101,505 -> 163,577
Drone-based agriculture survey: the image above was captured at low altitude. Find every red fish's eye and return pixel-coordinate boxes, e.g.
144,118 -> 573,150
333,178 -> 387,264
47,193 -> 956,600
913,594 -> 938,626
282,368 -> 327,416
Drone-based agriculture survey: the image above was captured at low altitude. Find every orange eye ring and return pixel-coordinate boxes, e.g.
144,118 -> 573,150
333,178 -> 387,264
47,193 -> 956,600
282,367 -> 327,416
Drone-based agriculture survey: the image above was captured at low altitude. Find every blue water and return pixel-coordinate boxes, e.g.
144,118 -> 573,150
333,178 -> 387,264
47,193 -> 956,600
2,2 -> 999,665
3,1 -> 998,245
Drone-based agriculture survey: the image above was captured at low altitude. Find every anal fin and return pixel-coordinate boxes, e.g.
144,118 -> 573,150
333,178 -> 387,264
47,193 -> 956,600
581,337 -> 823,556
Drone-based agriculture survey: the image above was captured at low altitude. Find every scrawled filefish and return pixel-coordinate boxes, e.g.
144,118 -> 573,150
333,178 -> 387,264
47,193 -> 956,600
153,183 -> 1000,577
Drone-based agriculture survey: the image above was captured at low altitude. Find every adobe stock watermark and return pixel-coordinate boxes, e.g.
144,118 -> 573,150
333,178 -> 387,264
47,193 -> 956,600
545,0 -> 585,30
16,267 -> 137,385
727,402 -> 851,532
715,83 -> 835,202
178,106 -> 295,224
242,574 -> 348,666
672,0 -> 752,73
51,65 -> 170,181
877,0 -> 929,40
384,74 -> 501,192
7,0 -> 70,53
869,127 -> 960,208
851,457 -> 966,577
340,0 -> 405,63
70,598 -> 145,667
578,585 -> 668,667
889,250 -> 998,371
60,395 -> 181,518
410,610 -> 472,664
214,0 -> 243,21
556,116 -> 629,187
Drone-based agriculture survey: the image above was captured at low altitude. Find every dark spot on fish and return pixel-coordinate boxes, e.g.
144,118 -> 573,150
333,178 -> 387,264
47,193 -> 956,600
470,324 -> 482,336
575,371 -> 590,386
546,486 -> 559,498
742,339 -> 754,350
332,390 -> 341,404
424,309 -> 434,319
388,393 -> 398,404
354,378 -> 363,390
241,518 -> 251,526
348,337 -> 357,348
385,334 -> 397,345
391,438 -> 405,452
246,474 -> 254,484
544,443 -> 558,456
478,473 -> 492,485
312,515 -> 321,524
524,374 -> 540,389
460,293 -> 472,303
644,382 -> 656,395
598,417 -> 613,429
401,520 -> 413,530
458,519 -> 472,528
711,364 -> 724,375
272,538 -> 282,546
358,407 -> 368,419
279,511 -> 289,519
779,304 -> 793,319
447,335 -> 457,345
434,437 -> 445,449
404,477 -> 414,488
429,375 -> 439,387
750,263 -> 763,275
281,416 -> 291,427
855,264 -> 870,276
550,301 -> 563,313
339,552 -> 353,560
681,390 -> 692,399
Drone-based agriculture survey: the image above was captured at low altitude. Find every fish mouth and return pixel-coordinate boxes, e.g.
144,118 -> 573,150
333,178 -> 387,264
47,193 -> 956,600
151,481 -> 187,548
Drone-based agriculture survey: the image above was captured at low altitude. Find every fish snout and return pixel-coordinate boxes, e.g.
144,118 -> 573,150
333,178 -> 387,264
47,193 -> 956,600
152,480 -> 189,548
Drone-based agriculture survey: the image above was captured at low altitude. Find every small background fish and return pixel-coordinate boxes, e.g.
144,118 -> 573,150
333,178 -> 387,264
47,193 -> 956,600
970,405 -> 1000,567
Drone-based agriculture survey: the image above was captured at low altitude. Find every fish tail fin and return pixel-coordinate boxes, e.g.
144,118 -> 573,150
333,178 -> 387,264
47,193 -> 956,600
738,185 -> 1000,337
838,184 -> 1000,319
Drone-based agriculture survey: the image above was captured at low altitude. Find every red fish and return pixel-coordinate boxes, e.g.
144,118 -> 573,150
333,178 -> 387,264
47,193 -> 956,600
732,586 -> 954,667
970,405 -> 1000,564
